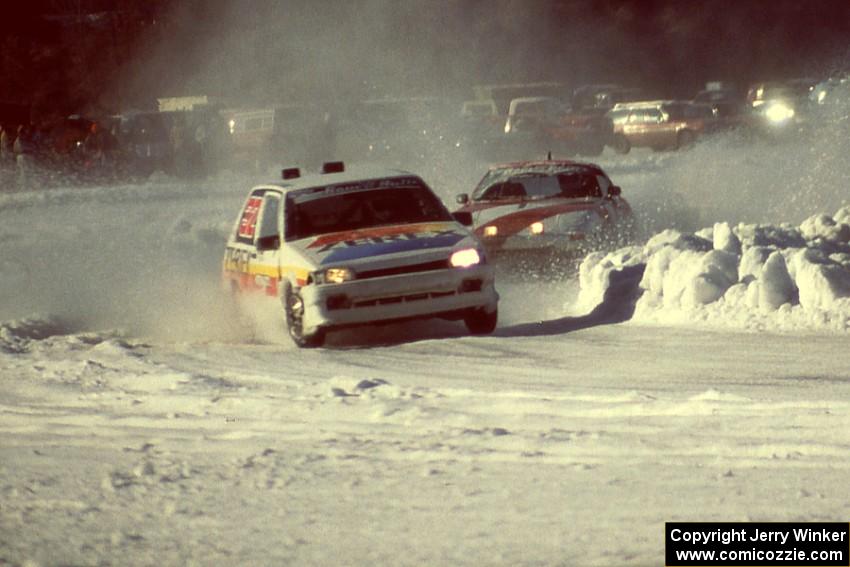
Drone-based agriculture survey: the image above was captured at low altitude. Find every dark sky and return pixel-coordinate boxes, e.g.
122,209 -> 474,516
5,0 -> 850,112
125,0 -> 850,102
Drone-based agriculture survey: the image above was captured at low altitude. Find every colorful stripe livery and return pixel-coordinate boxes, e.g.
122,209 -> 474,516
466,199 -> 602,239
306,223 -> 465,264
223,247 -> 310,296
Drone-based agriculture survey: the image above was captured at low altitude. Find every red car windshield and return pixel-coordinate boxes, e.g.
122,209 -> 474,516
473,168 -> 603,201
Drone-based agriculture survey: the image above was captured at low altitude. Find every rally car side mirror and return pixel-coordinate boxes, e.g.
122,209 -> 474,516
456,193 -> 470,205
452,211 -> 473,227
608,185 -> 622,198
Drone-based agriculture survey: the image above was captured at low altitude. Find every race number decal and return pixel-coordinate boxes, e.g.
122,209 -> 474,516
238,197 -> 263,239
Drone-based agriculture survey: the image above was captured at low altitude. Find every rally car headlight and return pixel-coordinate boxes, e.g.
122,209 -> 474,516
529,221 -> 544,235
317,267 -> 355,284
483,226 -> 498,237
765,102 -> 795,123
450,248 -> 481,268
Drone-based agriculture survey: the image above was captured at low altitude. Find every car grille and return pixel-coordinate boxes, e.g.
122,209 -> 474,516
352,290 -> 456,308
326,278 -> 482,311
355,259 -> 449,280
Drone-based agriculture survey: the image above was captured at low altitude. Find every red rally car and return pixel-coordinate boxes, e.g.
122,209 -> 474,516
455,159 -> 635,257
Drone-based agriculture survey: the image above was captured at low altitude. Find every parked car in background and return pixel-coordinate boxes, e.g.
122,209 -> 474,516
461,99 -> 500,121
693,88 -> 741,106
806,73 -> 850,128
219,108 -> 276,170
113,110 -> 175,176
458,99 -> 504,158
39,114 -> 123,180
746,78 -> 816,109
745,79 -> 817,138
607,100 -> 717,154
502,96 -> 565,138
223,161 -> 499,347
502,96 -> 611,158
808,74 -> 850,107
571,84 -> 645,112
692,88 -> 751,132
454,159 -> 634,262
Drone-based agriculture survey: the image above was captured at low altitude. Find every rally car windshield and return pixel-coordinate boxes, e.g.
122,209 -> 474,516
473,169 -> 602,201
285,184 -> 452,241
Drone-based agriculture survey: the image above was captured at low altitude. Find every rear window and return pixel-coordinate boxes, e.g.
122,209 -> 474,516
285,179 -> 452,241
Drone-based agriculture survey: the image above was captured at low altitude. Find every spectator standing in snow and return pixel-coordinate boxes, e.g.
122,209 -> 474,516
0,126 -> 13,190
83,122 -> 119,181
13,124 -> 35,190
169,118 -> 187,176
0,125 -> 13,163
191,120 -> 208,177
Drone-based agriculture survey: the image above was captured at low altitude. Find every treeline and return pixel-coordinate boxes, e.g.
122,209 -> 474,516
0,0 -> 170,120
3,0 -> 850,124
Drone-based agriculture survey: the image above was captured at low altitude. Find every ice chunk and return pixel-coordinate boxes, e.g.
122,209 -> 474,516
736,223 -> 806,249
758,251 -> 797,310
800,213 -> 850,243
577,247 -> 644,310
713,222 -> 741,255
739,246 -> 772,282
786,249 -> 850,310
644,228 -> 712,254
834,206 -> 850,226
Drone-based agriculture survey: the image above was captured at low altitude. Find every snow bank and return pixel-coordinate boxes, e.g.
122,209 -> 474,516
0,316 -> 72,353
577,207 -> 850,332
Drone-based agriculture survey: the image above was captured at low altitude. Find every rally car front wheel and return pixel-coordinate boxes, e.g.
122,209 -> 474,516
464,307 -> 498,335
283,286 -> 325,348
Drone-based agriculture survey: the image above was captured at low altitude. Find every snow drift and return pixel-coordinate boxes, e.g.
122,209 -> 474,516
577,206 -> 850,332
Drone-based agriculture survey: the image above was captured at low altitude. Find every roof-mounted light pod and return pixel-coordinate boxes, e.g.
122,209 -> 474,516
321,161 -> 345,174
282,167 -> 301,180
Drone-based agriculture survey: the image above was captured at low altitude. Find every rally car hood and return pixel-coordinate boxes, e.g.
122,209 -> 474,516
288,221 -> 477,268
458,197 -> 603,239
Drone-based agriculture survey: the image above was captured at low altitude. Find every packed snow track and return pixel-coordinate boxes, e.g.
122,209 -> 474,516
2,140 -> 849,566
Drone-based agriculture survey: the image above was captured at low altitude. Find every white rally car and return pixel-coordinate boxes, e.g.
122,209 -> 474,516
455,159 -> 635,258
222,162 -> 499,347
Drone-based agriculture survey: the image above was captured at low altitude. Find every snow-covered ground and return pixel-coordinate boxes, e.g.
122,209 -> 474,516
1,130 -> 849,566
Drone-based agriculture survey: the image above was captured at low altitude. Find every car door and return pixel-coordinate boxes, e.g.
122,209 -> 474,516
252,192 -> 282,297
224,189 -> 281,296
624,108 -> 657,147
642,107 -> 670,147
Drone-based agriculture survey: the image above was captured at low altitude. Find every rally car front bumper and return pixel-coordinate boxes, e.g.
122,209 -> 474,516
300,264 -> 498,334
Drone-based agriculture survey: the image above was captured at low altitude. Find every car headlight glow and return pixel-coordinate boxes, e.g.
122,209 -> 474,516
765,102 -> 795,123
483,226 -> 498,237
529,221 -> 544,235
450,248 -> 481,268
322,267 -> 355,284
